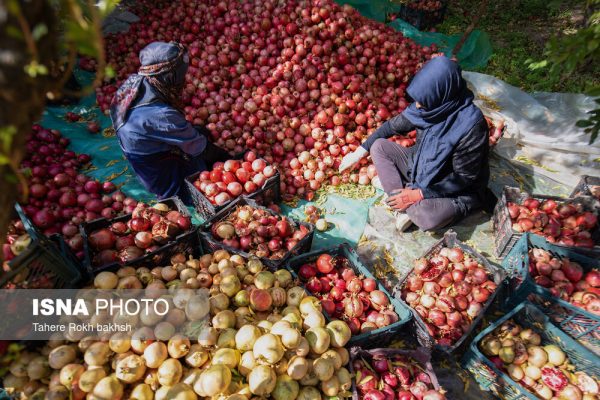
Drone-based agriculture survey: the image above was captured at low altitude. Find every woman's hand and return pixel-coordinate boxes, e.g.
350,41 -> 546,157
339,147 -> 368,173
386,188 -> 423,211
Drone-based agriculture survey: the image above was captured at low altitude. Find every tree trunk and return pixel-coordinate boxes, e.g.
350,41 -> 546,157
0,0 -> 59,243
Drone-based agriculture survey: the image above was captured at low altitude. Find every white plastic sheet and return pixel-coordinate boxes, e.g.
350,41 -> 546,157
463,71 -> 600,190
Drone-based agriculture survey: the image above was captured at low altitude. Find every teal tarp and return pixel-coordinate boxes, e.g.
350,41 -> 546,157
389,19 -> 493,70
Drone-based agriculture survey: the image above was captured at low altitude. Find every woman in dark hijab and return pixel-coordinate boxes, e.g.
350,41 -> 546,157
110,41 -> 228,203
339,56 -> 490,231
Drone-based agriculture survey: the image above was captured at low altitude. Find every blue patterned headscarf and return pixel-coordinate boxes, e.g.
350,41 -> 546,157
110,42 -> 189,130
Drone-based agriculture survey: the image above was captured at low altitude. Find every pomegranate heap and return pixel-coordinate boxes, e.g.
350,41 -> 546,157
192,152 -> 277,206
297,253 -> 399,335
508,198 -> 598,248
405,0 -> 444,12
401,247 -> 498,347
480,320 -> 599,399
97,0 -> 436,200
528,248 -> 600,316
210,204 -> 310,259
353,353 -> 446,400
88,202 -> 192,268
15,124 -> 138,260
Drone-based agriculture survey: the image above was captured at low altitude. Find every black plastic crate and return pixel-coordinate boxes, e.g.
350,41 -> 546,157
0,204 -> 82,289
80,197 -> 200,276
492,186 -> 600,259
199,197 -> 314,271
396,0 -> 448,30
502,233 -> 600,354
571,175 -> 600,199
394,230 -> 506,354
286,243 -> 412,349
185,167 -> 280,221
349,347 -> 442,400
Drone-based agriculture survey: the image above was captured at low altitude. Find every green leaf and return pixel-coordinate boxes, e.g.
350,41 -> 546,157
5,25 -> 23,40
32,24 -> 48,41
64,20 -> 100,58
586,87 -> 600,97
24,61 -> 48,77
105,65 -> 116,79
4,173 -> 18,184
0,125 -> 16,153
97,0 -> 120,17
5,0 -> 20,15
0,154 -> 9,165
576,120 -> 593,128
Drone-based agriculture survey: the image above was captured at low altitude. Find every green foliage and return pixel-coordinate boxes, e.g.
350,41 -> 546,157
439,0 -> 597,93
0,126 -> 16,166
527,0 -> 600,143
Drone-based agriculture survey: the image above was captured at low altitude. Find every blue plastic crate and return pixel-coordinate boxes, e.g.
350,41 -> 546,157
461,301 -> 600,399
286,243 -> 412,349
502,233 -> 600,354
394,230 -> 506,354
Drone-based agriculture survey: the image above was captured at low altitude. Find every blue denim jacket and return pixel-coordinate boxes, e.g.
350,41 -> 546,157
116,102 -> 207,201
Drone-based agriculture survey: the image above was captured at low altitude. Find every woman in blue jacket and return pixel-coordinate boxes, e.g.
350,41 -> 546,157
340,56 -> 490,232
110,41 -> 228,203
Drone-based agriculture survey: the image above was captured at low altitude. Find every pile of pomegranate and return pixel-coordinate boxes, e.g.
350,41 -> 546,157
507,197 -> 598,248
353,353 -> 445,400
16,124 -> 138,259
297,253 -> 400,335
209,204 -> 310,259
479,320 -> 599,399
404,0 -> 444,12
527,248 -> 600,316
87,202 -> 192,268
96,0 -> 436,200
400,247 -> 498,347
192,152 -> 277,206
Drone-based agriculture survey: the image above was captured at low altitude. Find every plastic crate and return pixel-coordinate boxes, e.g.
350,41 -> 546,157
492,186 -> 600,259
502,233 -> 600,354
461,301 -> 600,399
185,168 -> 281,221
199,197 -> 314,271
0,204 -> 82,289
394,230 -> 506,354
80,197 -> 200,275
396,0 -> 448,30
286,243 -> 412,348
571,175 -> 600,199
349,347 -> 441,400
